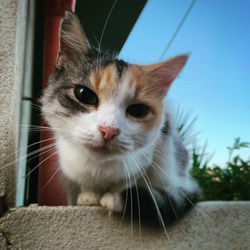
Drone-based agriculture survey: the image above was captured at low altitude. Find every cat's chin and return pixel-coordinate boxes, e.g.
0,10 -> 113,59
84,144 -> 124,161
87,145 -> 110,154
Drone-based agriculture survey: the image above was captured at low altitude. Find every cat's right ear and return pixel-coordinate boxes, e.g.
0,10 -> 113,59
57,11 -> 90,68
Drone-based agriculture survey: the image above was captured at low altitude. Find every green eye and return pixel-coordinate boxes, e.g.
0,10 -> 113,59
74,85 -> 98,106
126,104 -> 150,118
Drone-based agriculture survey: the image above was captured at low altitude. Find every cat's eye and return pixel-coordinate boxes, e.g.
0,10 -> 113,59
126,104 -> 150,118
74,85 -> 98,106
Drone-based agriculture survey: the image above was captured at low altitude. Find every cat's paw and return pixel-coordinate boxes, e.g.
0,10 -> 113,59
77,191 -> 101,206
100,192 -> 124,212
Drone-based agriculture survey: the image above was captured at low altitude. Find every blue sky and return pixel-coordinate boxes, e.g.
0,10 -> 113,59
119,0 -> 250,166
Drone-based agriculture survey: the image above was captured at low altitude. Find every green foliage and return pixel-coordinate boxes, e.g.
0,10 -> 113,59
190,138 -> 250,200
174,107 -> 198,147
175,108 -> 250,200
227,137 -> 250,162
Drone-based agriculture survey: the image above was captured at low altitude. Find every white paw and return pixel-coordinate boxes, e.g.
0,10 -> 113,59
77,191 -> 101,206
100,192 -> 124,212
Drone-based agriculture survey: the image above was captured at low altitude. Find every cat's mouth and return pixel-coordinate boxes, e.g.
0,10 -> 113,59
86,144 -> 115,156
86,143 -> 128,156
88,145 -> 109,153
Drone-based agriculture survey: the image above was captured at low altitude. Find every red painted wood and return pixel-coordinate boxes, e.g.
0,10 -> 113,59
38,0 -> 76,205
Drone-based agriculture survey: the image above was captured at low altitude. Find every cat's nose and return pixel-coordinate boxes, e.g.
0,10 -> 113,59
98,125 -> 120,141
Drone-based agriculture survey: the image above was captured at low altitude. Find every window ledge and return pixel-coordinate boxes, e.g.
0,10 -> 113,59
0,201 -> 249,249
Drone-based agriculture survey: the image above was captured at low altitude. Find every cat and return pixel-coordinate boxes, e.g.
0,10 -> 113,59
41,11 -> 201,226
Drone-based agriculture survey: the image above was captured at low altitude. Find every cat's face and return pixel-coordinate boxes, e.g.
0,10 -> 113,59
41,12 -> 188,161
42,62 -> 164,160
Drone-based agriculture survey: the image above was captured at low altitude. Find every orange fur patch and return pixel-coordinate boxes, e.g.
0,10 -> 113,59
94,71 -> 102,90
127,65 -> 164,130
93,65 -> 119,102
91,64 -> 164,131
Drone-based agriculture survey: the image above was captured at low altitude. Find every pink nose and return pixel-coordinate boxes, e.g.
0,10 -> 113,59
98,125 -> 120,141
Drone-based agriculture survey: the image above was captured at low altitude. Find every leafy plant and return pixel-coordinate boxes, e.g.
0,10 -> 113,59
190,138 -> 250,200
174,106 -> 198,148
174,107 -> 250,200
227,137 -> 250,162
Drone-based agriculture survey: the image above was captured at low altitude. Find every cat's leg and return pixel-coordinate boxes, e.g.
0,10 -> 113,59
61,174 -> 80,205
61,174 -> 102,206
100,192 -> 124,212
98,179 -> 129,212
77,191 -> 101,206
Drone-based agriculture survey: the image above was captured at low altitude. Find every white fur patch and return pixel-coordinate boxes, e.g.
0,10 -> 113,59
77,191 -> 101,205
100,192 -> 124,212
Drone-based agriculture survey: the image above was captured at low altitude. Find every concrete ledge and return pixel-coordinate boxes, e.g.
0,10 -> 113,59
0,201 -> 249,250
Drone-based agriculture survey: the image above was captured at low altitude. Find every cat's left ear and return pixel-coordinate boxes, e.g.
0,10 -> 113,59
57,11 -> 90,67
142,54 -> 189,97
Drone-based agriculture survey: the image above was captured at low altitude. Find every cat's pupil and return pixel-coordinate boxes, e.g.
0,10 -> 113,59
126,104 -> 149,118
74,85 -> 98,106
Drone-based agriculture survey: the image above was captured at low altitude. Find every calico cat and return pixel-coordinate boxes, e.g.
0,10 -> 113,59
41,11 -> 201,225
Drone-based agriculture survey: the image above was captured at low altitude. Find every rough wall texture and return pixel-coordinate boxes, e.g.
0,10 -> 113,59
0,0 -> 18,209
0,202 -> 249,250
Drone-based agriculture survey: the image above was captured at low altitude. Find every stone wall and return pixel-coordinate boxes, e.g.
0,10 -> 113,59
0,202 -> 249,249
0,0 -> 30,210
0,0 -> 19,210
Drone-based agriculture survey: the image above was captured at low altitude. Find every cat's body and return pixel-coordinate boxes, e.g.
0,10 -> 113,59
41,11 -> 201,224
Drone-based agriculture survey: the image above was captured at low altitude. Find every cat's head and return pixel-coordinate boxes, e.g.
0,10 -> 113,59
41,11 -> 188,161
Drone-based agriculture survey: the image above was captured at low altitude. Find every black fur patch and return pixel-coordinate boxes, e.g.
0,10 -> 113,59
57,92 -> 88,114
115,59 -> 128,78
87,47 -> 114,68
161,119 -> 170,135
122,187 -> 200,227
174,136 -> 189,176
87,48 -> 128,78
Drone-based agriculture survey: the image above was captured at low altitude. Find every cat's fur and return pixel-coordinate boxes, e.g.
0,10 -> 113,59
41,12 -> 201,225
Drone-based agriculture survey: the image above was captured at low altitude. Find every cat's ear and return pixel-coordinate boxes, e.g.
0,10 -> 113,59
142,54 -> 189,97
57,11 -> 90,67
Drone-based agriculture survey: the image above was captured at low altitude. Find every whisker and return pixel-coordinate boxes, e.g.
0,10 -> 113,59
139,150 -> 208,219
130,155 -> 171,241
23,145 -> 57,179
139,153 -> 179,221
179,188 -> 210,218
31,103 -> 75,125
96,0 -> 118,67
127,162 -> 134,240
128,158 -> 142,239
150,164 -> 179,220
38,164 -> 61,193
119,160 -> 129,227
138,145 -> 204,219
19,124 -> 69,133
0,141 -> 56,171
6,149 -> 59,202
0,136 -> 56,165
30,103 -> 42,109
99,0 -> 117,51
